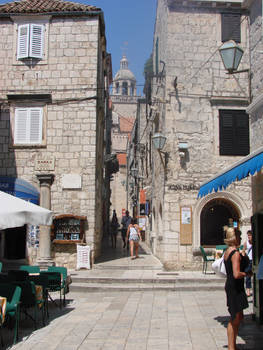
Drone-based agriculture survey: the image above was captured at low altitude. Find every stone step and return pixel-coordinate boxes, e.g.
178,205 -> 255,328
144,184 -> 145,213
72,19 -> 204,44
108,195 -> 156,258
93,264 -> 162,270
71,276 -> 225,285
70,282 -> 225,293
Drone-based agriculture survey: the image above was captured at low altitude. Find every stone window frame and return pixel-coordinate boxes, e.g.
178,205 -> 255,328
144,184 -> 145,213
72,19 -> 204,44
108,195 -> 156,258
9,102 -> 47,148
11,15 -> 50,66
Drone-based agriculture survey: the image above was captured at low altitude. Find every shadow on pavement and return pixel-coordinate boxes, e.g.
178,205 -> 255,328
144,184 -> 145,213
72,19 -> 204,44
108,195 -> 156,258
215,313 -> 263,350
95,231 -> 148,264
1,297 -> 75,349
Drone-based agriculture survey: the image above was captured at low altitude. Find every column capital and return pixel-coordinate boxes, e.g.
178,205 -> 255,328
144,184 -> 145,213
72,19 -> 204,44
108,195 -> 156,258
37,174 -> 55,186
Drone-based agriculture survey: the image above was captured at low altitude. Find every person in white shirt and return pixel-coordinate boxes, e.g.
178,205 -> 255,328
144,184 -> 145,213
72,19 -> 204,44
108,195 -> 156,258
126,218 -> 141,259
242,230 -> 253,297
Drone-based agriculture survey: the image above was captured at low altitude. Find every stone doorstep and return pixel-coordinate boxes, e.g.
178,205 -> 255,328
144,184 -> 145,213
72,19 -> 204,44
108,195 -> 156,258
92,265 -> 163,270
69,282 -> 225,292
71,276 -> 225,284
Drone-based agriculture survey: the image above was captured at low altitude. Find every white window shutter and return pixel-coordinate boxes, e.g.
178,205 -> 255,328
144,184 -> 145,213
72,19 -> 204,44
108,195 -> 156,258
17,24 -> 30,59
29,24 -> 44,59
14,108 -> 28,143
29,108 -> 42,143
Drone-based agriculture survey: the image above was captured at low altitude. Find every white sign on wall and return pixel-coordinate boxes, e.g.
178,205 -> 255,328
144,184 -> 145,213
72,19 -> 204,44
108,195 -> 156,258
62,174 -> 82,189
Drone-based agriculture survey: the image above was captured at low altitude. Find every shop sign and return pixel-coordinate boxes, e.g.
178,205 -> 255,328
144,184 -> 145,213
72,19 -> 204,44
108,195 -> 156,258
168,184 -> 199,191
35,156 -> 55,171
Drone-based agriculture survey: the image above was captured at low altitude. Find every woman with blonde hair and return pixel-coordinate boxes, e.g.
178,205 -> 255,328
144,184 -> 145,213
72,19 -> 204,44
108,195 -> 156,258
223,226 -> 251,350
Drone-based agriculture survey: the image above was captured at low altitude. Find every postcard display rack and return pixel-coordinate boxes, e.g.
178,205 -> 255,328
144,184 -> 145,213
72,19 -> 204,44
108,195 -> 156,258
52,214 -> 87,243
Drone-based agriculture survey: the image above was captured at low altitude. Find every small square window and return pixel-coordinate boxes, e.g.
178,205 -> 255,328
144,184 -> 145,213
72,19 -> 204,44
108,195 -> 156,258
17,23 -> 44,60
14,107 -> 43,145
219,109 -> 249,156
221,13 -> 241,43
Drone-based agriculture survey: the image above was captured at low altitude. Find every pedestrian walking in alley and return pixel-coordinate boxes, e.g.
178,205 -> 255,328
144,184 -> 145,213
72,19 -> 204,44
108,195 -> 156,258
241,230 -> 253,297
126,218 -> 141,259
110,209 -> 119,248
223,226 -> 252,350
121,210 -> 131,248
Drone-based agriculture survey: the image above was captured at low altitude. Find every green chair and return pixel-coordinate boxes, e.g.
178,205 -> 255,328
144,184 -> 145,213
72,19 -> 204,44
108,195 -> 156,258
215,245 -> 227,251
40,271 -> 63,308
0,283 -> 21,345
48,266 -> 68,306
200,246 -> 215,274
12,280 -> 45,329
29,274 -> 49,319
20,265 -> 40,274
8,270 -> 29,281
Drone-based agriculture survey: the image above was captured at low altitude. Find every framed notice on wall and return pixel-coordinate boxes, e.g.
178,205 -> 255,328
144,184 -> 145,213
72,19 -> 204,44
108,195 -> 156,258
180,206 -> 192,245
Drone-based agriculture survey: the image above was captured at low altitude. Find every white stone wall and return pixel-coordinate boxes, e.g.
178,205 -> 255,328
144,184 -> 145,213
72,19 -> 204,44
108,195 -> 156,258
147,0 -> 252,268
0,15 -> 105,268
246,0 -> 263,214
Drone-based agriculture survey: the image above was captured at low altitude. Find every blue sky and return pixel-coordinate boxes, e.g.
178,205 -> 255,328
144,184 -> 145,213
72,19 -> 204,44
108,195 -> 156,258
0,0 -> 157,95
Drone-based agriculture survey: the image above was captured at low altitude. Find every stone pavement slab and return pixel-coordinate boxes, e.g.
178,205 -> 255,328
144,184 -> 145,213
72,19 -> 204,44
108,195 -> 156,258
8,289 -> 263,350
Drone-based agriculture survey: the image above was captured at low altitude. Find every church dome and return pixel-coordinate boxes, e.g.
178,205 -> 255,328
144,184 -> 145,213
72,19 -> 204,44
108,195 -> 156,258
114,55 -> 136,82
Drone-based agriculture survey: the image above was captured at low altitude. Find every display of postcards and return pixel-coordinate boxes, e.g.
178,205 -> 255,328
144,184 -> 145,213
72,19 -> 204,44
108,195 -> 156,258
56,233 -> 64,240
71,233 -> 79,240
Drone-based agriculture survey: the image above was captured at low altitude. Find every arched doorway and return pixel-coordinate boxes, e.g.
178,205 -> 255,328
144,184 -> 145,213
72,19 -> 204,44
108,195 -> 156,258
200,198 -> 240,246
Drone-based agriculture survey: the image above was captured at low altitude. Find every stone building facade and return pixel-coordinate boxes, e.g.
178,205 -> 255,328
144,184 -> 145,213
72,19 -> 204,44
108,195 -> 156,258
110,55 -> 140,220
143,0 -> 253,269
246,0 -> 263,204
0,0 -> 111,269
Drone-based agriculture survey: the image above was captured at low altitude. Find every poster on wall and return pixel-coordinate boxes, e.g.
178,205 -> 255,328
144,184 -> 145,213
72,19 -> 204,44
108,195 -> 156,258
180,206 -> 192,245
27,225 -> 40,248
181,207 -> 191,224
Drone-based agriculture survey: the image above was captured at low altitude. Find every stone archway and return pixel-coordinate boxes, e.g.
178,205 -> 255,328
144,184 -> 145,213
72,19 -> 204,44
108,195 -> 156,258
200,198 -> 239,246
193,191 -> 249,249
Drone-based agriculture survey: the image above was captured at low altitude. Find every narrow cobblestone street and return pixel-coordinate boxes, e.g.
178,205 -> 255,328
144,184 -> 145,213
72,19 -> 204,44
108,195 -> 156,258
3,234 -> 263,350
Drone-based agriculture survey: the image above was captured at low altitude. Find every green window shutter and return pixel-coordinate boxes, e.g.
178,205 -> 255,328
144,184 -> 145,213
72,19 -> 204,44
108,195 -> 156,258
155,37 -> 159,75
221,13 -> 241,43
219,110 -> 249,156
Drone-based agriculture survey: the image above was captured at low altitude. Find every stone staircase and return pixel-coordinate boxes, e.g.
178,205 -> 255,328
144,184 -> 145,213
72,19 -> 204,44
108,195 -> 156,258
69,270 -> 226,293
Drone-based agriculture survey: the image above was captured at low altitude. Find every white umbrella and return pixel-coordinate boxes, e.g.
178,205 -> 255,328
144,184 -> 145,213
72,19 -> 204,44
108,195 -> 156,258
0,190 -> 53,229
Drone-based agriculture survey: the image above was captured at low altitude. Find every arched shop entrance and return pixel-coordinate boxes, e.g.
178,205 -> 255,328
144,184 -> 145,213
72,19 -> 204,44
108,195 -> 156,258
0,177 -> 40,262
200,198 -> 240,246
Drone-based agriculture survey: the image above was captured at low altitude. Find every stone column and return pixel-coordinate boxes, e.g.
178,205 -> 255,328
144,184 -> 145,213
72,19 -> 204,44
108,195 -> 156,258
37,174 -> 55,268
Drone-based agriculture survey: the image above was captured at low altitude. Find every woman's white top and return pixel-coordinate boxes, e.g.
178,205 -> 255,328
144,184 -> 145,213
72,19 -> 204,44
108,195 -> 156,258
247,239 -> 253,260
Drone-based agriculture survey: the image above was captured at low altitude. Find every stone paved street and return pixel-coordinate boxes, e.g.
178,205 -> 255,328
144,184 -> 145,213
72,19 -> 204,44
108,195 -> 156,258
10,290 -> 262,350
3,236 -> 263,349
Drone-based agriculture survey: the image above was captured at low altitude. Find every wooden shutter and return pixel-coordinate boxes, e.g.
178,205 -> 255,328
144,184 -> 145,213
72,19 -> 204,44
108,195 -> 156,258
14,108 -> 28,143
17,24 -> 30,59
29,108 -> 42,143
29,24 -> 44,59
219,110 -> 249,156
221,13 -> 241,43
14,108 -> 42,144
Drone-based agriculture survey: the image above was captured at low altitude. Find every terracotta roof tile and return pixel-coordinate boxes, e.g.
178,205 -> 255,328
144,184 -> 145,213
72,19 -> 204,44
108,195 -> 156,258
0,0 -> 101,14
117,153 -> 127,166
119,116 -> 135,133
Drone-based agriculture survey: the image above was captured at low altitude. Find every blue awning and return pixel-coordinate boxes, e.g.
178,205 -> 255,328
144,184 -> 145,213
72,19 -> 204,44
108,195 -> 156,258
0,177 -> 39,204
198,147 -> 263,198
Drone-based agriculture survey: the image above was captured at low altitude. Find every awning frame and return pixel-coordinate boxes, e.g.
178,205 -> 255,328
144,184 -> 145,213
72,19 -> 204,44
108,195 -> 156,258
198,145 -> 263,198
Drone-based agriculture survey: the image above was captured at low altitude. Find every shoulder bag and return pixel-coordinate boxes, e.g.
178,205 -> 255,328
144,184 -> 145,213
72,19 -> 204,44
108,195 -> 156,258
212,253 -> 226,277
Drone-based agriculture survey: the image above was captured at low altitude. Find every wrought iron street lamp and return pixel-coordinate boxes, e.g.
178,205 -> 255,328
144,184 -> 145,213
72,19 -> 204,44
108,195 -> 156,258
152,132 -> 167,151
219,40 -> 247,74
152,132 -> 169,179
